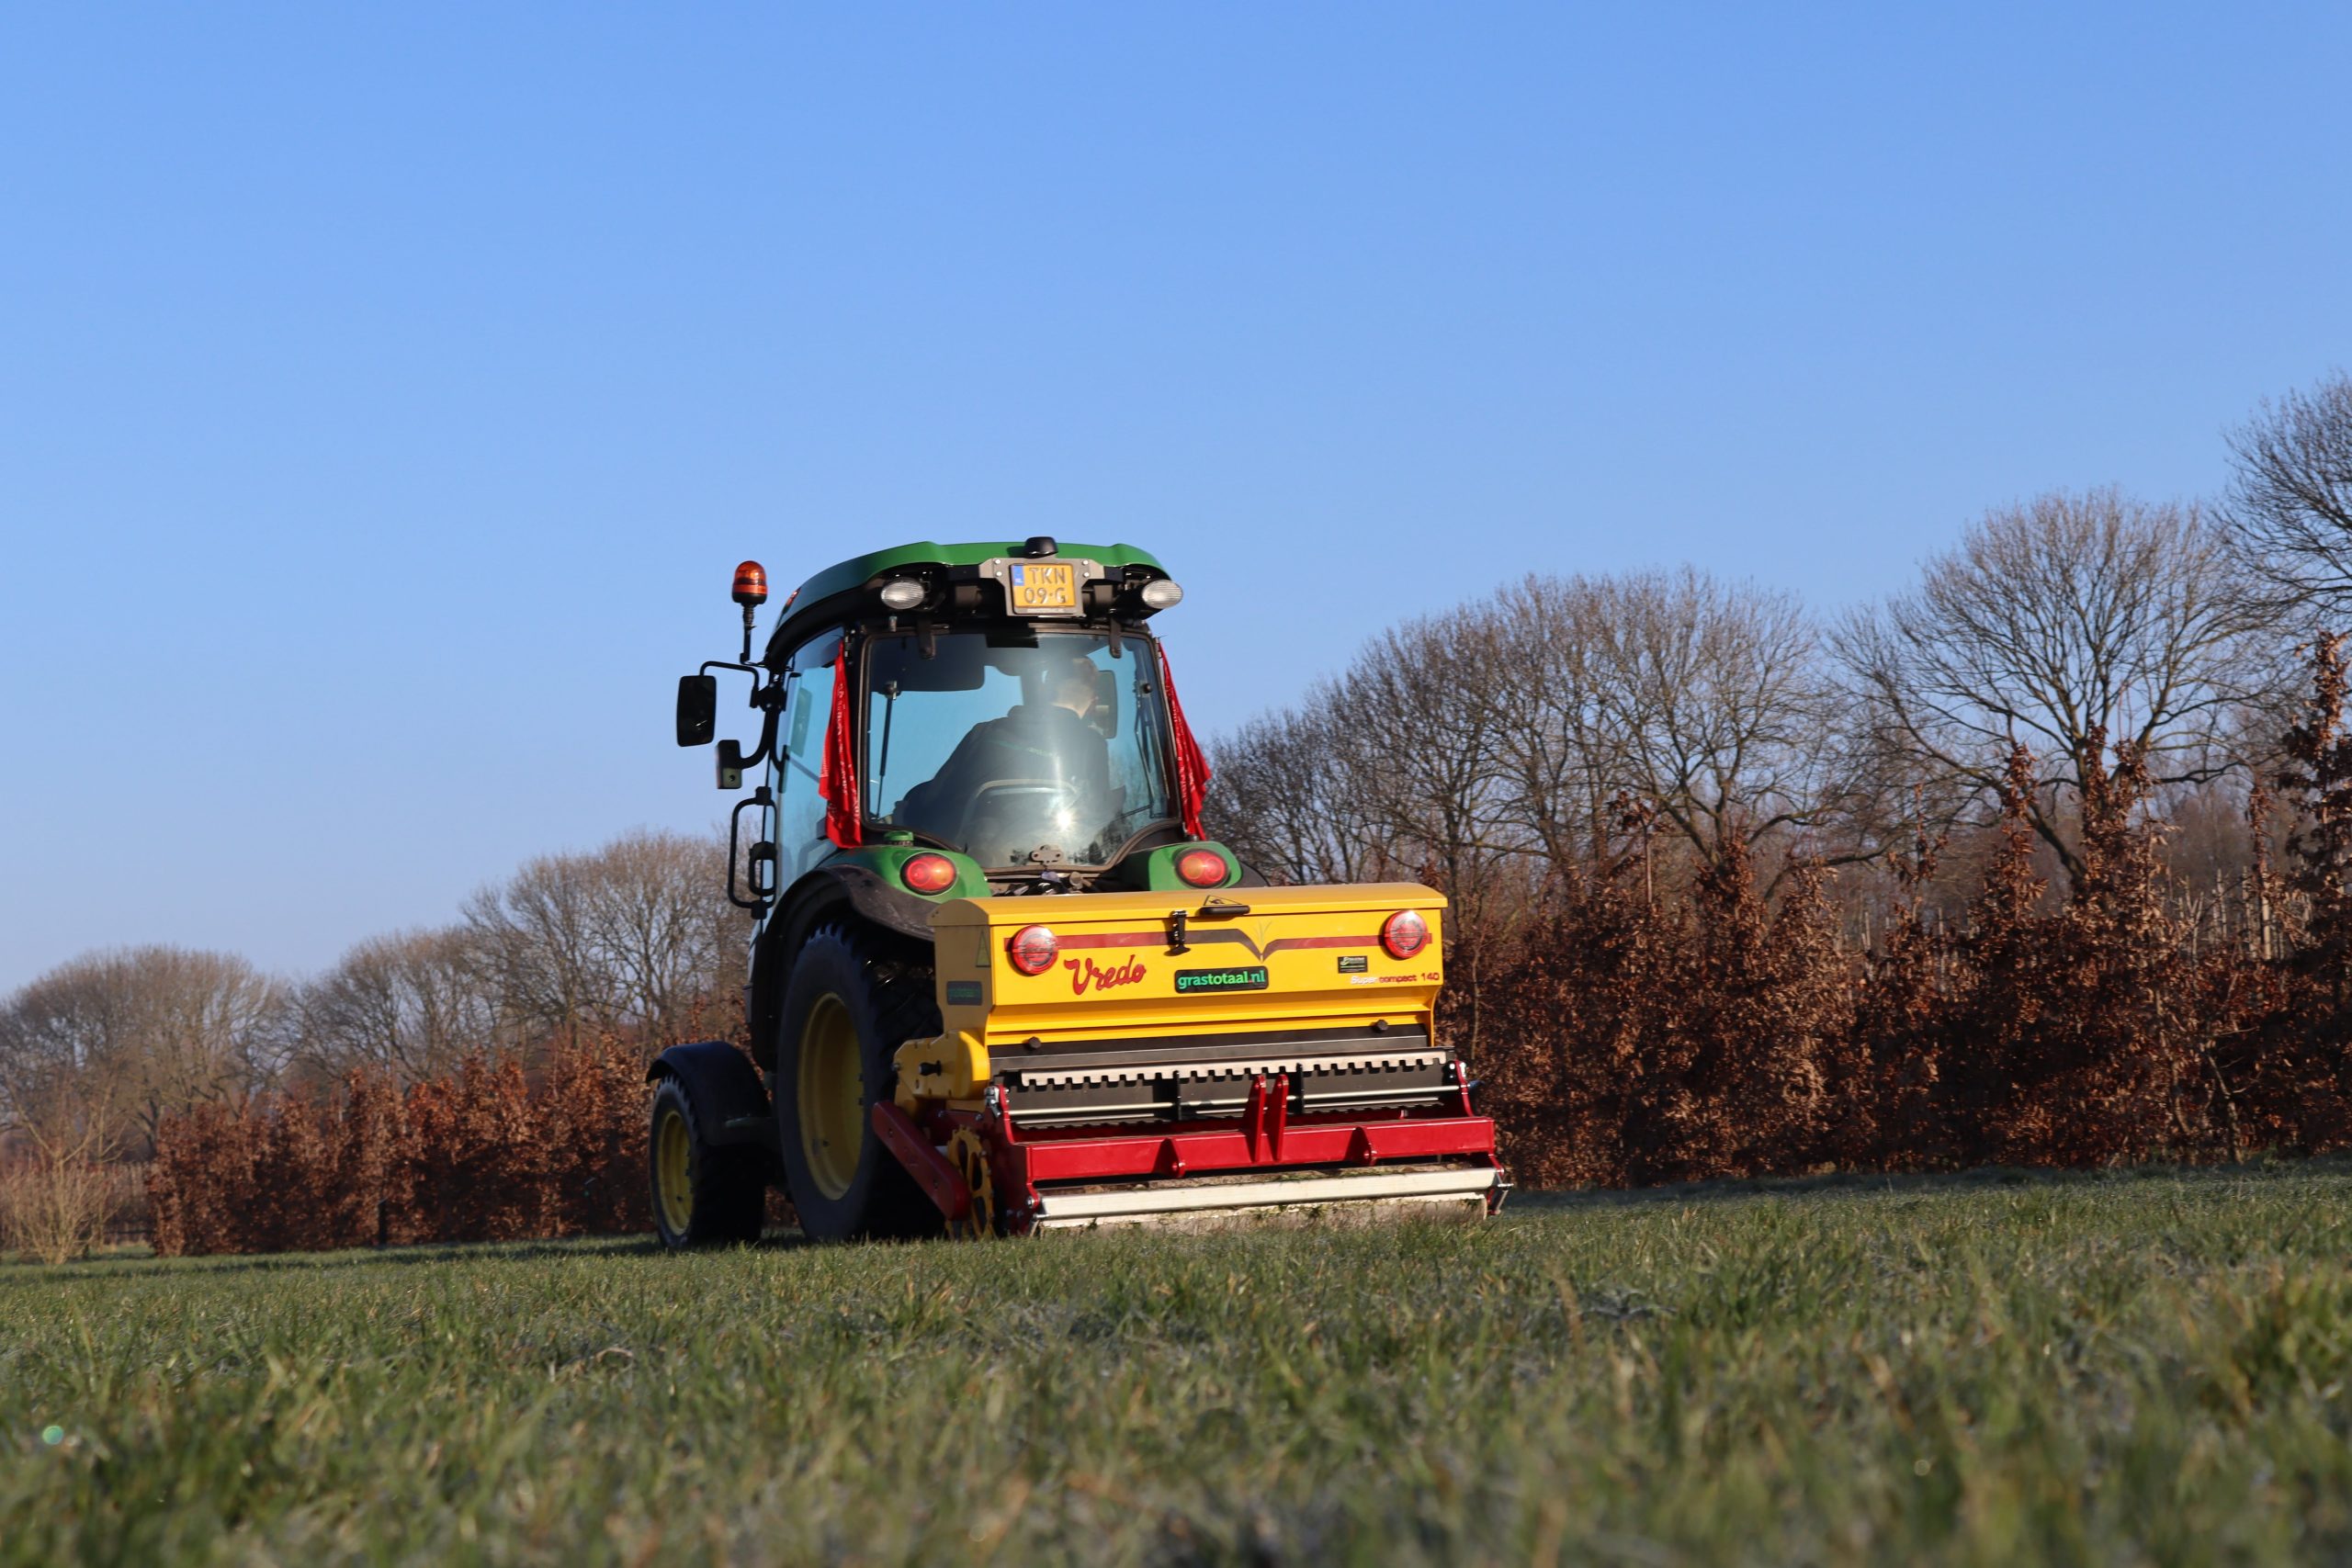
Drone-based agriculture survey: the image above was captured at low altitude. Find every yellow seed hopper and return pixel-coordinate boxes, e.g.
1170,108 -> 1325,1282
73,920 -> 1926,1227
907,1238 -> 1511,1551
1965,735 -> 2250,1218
874,883 -> 1505,1234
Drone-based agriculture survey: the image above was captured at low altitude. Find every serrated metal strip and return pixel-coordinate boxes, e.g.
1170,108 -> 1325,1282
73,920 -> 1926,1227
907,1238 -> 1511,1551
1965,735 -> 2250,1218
1011,1049 -> 1447,1089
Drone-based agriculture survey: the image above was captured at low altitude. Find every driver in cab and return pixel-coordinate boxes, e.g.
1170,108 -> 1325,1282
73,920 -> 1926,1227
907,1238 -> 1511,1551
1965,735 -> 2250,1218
897,649 -> 1114,855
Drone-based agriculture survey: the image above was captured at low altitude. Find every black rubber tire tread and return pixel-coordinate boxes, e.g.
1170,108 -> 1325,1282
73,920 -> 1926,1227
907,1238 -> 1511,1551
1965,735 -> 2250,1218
774,923 -> 944,1242
648,1077 -> 765,1249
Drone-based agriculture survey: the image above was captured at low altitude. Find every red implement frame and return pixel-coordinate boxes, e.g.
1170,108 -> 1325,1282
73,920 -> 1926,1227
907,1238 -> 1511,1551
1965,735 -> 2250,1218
871,1100 -> 971,1223
884,1062 -> 1503,1234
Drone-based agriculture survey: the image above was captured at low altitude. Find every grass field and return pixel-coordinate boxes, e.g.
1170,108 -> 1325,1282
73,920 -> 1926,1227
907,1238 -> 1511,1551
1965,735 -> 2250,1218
5,1167 -> 2350,1565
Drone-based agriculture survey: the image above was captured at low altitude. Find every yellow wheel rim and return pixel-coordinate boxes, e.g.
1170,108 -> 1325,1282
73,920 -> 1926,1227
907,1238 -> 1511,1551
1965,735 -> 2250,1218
654,1105 -> 695,1236
798,993 -> 863,1201
947,1128 -> 994,1240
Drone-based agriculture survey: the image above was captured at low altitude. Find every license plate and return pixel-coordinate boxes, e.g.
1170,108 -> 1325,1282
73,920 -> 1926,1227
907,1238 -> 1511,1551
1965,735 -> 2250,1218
1008,562 -> 1078,611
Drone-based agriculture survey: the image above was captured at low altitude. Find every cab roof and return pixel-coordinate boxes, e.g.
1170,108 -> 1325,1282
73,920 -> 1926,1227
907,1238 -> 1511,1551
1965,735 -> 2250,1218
763,538 -> 1170,661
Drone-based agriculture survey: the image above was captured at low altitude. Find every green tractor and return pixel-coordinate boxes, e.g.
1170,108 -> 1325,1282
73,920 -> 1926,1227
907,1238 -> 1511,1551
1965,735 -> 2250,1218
652,537 -> 1501,1245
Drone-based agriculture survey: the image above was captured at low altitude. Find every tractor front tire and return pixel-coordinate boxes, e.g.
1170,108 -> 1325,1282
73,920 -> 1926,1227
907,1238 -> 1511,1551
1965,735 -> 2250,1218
649,1077 -> 764,1248
775,924 -> 944,1242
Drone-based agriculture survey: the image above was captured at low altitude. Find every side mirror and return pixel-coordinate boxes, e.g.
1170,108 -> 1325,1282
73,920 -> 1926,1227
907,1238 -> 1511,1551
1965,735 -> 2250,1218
717,739 -> 747,791
676,675 -> 717,747
1091,670 -> 1120,739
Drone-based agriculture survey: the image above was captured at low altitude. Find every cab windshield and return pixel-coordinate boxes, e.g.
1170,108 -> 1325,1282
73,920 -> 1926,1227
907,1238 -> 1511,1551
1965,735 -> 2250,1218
862,631 -> 1178,869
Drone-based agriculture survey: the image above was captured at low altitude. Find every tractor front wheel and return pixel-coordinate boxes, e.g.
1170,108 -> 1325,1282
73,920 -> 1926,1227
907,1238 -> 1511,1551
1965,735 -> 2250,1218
775,925 -> 943,1242
649,1077 -> 764,1248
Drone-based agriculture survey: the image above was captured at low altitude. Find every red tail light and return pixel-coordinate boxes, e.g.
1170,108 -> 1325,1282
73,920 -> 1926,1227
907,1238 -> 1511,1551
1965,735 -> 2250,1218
901,853 -> 957,894
1175,849 -> 1229,887
1381,909 -> 1430,960
1007,926 -> 1059,976
732,560 -> 768,606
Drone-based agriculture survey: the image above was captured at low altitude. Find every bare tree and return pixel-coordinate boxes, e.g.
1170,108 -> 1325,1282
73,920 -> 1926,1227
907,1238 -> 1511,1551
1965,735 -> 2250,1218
1839,488 -> 2279,880
1324,607 -> 1537,938
0,946 -> 289,1152
2224,369 -> 2352,614
1210,617 -> 1516,896
1208,701 -> 1387,886
295,926 -> 502,1085
1485,575 -> 1630,873
1599,570 -> 1847,867
1482,570 -> 1860,891
1206,606 -> 1540,939
0,1115 -> 120,1264
1216,570 -> 1855,900
464,851 -> 606,1039
462,829 -> 733,1044
579,829 -> 734,1040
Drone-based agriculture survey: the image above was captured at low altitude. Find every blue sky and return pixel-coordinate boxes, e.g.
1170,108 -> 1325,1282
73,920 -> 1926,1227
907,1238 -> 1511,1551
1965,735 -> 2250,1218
4,5 -> 2348,989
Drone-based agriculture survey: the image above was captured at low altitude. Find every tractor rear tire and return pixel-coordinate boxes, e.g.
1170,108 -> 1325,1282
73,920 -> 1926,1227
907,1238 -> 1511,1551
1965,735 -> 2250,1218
649,1077 -> 764,1248
775,924 -> 944,1242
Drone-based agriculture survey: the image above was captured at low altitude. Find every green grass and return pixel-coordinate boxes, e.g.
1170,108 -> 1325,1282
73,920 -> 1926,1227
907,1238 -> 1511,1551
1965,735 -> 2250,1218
5,1168 -> 2351,1565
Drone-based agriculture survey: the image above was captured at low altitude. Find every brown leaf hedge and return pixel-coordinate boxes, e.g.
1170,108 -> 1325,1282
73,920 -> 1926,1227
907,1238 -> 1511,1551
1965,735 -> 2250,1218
1479,640 -> 2352,1187
150,1033 -> 656,1256
153,640 -> 2352,1253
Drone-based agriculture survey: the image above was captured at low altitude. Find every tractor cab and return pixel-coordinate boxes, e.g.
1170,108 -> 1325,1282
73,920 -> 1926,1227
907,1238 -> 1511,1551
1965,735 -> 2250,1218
676,536 -> 1238,915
